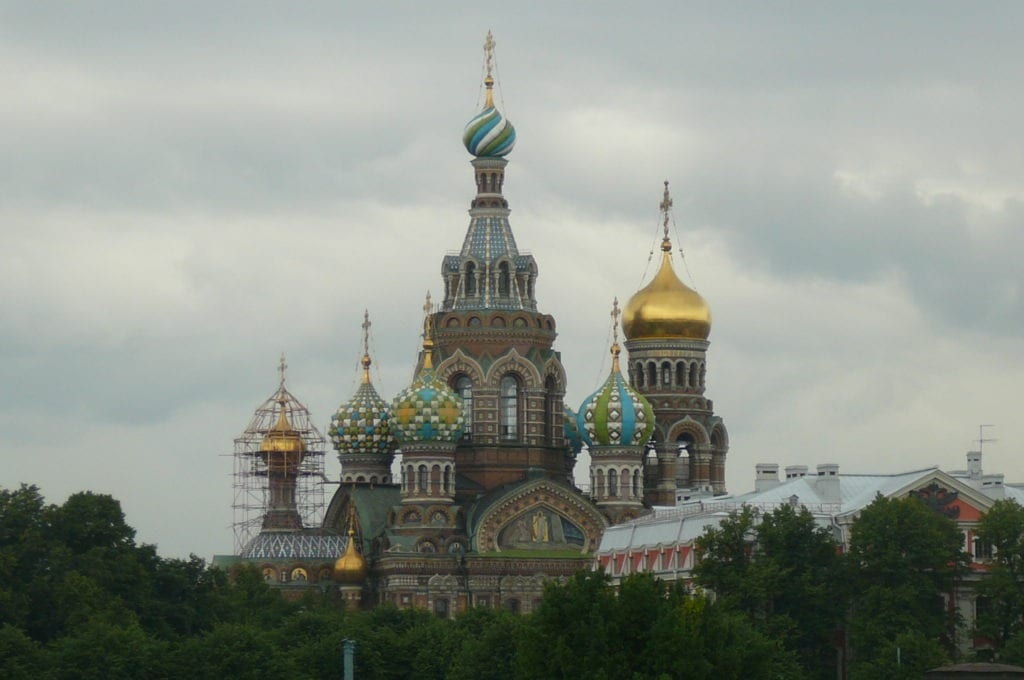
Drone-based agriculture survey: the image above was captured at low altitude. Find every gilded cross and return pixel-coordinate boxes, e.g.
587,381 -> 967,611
611,297 -> 621,345
484,30 -> 495,80
422,291 -> 434,339
278,352 -> 288,387
361,310 -> 371,355
659,180 -> 673,240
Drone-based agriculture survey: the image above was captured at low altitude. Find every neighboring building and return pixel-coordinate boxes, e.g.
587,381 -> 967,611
215,34 -> 730,612
596,450 -> 1019,653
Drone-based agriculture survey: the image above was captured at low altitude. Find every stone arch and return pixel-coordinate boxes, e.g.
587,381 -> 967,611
436,349 -> 485,386
668,417 -> 711,447
542,355 -> 568,393
485,348 -> 543,388
473,478 -> 608,553
710,421 -> 730,452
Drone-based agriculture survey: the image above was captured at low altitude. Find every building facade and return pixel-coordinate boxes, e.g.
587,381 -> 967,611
218,34 -> 729,613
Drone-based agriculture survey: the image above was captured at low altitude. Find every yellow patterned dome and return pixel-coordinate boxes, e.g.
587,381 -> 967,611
333,529 -> 367,583
622,240 -> 711,341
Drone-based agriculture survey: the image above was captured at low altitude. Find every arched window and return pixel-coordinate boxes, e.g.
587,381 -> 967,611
699,363 -> 706,388
465,262 -> 477,296
636,362 -> 645,388
608,469 -> 618,497
418,465 -> 428,493
662,362 -> 672,386
445,465 -> 454,495
690,363 -> 699,389
405,464 -> 414,492
431,465 -> 441,495
677,362 -> 687,387
647,362 -> 657,387
455,375 -> 473,437
498,262 -> 511,297
544,376 -> 557,445
633,470 -> 641,497
596,469 -> 605,498
500,375 -> 519,441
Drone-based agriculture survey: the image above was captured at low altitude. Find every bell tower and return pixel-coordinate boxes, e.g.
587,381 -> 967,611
622,183 -> 729,503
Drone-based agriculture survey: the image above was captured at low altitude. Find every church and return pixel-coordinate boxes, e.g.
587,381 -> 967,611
215,34 -> 729,614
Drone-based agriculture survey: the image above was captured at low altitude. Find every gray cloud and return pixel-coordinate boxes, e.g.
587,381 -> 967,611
1,2 -> 1022,559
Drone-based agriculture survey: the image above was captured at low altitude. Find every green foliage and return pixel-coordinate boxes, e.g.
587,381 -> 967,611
847,494 -> 966,676
974,499 -> 1024,651
516,571 -> 802,679
695,504 -> 844,679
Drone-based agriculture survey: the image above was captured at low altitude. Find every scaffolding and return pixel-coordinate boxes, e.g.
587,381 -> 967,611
229,367 -> 327,554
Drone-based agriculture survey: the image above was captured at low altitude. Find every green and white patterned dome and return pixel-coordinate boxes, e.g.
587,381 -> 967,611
391,353 -> 464,445
578,344 -> 654,448
329,354 -> 395,456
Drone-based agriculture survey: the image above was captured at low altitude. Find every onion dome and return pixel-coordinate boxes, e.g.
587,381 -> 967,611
579,301 -> 655,447
463,107 -> 516,157
563,405 -> 583,454
329,314 -> 396,455
259,401 -> 306,472
462,31 -> 516,158
333,528 -> 367,584
391,323 -> 464,445
622,182 -> 711,341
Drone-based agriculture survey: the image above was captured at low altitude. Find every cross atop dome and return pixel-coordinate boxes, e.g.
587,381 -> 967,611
659,181 -> 674,251
278,352 -> 288,387
463,32 -> 516,158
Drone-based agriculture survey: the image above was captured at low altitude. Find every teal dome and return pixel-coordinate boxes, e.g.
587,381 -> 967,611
391,363 -> 464,445
578,353 -> 654,448
563,405 -> 583,454
463,107 -> 516,157
329,378 -> 395,456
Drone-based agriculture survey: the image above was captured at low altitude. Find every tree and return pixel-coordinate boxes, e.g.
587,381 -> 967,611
695,504 -> 845,679
846,494 -> 967,679
973,499 -> 1024,652
516,571 -> 803,680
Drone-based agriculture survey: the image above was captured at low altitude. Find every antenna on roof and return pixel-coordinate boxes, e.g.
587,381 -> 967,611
975,424 -> 997,456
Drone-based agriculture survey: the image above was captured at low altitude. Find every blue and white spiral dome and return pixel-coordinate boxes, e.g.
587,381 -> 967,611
463,106 -> 516,157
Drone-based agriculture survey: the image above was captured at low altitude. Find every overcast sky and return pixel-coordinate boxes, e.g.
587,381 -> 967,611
2,2 -> 1022,560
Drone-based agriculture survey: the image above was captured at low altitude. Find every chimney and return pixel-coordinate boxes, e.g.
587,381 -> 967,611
967,451 -> 983,480
755,463 -> 780,493
816,463 -> 841,504
982,473 -> 1005,500
784,465 -> 809,480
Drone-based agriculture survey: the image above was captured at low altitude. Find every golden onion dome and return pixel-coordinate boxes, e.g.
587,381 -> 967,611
333,529 -> 367,583
622,239 -> 711,341
260,403 -> 306,471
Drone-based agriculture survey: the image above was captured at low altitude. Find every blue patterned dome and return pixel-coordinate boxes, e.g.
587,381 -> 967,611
578,346 -> 654,448
391,358 -> 464,445
463,106 -> 516,157
563,405 -> 583,454
329,361 -> 395,455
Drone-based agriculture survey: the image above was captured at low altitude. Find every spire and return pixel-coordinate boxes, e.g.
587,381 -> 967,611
659,180 -> 673,252
483,30 -> 496,108
446,34 -> 534,313
422,291 -> 435,369
463,31 -> 515,158
610,297 -> 622,372
360,310 -> 372,384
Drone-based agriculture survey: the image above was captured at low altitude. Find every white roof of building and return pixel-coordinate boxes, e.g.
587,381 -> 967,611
598,462 -> 1014,555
